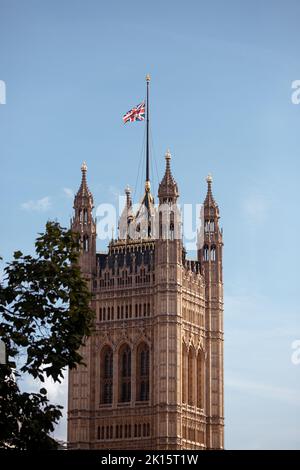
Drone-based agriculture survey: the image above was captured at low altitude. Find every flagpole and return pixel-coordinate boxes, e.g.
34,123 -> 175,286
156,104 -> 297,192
146,74 -> 150,187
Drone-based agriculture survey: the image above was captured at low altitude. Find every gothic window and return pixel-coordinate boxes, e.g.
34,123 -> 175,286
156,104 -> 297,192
211,245 -> 216,261
197,352 -> 204,409
100,346 -> 113,404
83,208 -> 88,223
188,348 -> 195,406
205,219 -> 215,232
119,344 -> 131,402
170,210 -> 174,240
137,343 -> 149,401
83,235 -> 89,252
79,209 -> 83,222
182,343 -> 188,404
159,211 -> 162,238
203,245 -> 209,261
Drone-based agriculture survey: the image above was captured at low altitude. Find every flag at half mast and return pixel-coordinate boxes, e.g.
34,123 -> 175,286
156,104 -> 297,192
123,101 -> 145,123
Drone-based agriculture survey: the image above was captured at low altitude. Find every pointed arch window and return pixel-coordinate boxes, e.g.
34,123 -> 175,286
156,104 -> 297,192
100,346 -> 113,404
137,343 -> 150,401
197,352 -> 204,409
204,219 -> 215,232
203,245 -> 209,261
119,345 -> 131,402
79,209 -> 83,223
83,208 -> 88,223
159,211 -> 162,239
182,343 -> 188,404
211,245 -> 216,261
188,348 -> 195,406
83,235 -> 89,252
170,211 -> 174,240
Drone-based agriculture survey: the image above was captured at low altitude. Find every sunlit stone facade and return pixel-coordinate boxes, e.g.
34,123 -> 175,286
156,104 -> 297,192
67,155 -> 224,450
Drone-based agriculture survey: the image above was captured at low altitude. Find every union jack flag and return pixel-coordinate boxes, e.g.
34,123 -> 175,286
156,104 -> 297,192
123,102 -> 145,123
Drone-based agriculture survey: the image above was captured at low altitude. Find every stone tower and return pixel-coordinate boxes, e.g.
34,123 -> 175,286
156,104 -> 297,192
71,162 -> 96,276
67,153 -> 224,450
198,174 -> 224,449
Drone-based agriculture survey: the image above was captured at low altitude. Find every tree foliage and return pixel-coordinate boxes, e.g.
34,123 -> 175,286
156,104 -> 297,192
0,365 -> 62,450
0,221 -> 95,449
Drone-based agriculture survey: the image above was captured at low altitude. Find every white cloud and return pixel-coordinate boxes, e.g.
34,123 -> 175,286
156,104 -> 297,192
43,374 -> 68,403
20,371 -> 68,442
42,374 -> 68,441
63,187 -> 74,199
20,371 -> 67,405
21,196 -> 51,212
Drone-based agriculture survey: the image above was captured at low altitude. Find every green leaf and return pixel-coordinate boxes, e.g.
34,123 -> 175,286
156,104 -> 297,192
0,220 -> 94,449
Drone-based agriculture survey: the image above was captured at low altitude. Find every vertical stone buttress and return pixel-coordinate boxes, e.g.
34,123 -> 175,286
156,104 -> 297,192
198,175 -> 224,449
68,162 -> 96,448
154,150 -> 182,449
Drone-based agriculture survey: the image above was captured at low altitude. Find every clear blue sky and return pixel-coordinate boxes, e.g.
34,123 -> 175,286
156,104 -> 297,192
1,0 -> 300,449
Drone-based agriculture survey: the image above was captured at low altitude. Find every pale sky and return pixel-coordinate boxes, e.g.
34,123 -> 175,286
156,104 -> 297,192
1,0 -> 300,449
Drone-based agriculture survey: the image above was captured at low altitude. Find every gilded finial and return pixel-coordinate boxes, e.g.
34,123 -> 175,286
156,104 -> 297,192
165,149 -> 171,160
81,161 -> 87,173
206,174 -> 213,184
146,74 -> 151,82
145,180 -> 151,192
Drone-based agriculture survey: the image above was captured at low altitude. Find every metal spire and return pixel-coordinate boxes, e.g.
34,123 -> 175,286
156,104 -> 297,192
135,74 -> 154,239
145,74 -> 150,190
